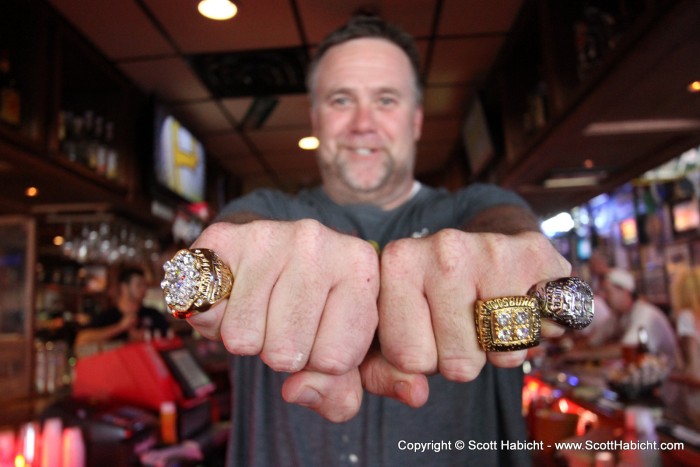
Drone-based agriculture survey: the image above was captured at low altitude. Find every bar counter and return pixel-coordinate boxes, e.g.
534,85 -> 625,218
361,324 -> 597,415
525,360 -> 700,466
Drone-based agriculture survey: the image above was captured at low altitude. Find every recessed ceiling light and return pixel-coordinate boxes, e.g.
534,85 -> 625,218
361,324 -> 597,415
688,81 -> 700,93
25,186 -> 39,197
198,0 -> 237,20
298,136 -> 319,150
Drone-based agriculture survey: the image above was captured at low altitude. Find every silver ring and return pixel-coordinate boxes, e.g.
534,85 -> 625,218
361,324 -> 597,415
528,277 -> 594,329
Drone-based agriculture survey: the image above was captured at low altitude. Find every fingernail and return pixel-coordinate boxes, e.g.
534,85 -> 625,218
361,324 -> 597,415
394,381 -> 411,403
292,387 -> 321,407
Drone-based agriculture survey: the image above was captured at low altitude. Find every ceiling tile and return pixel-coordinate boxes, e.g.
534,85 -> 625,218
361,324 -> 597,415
246,127 -> 312,154
439,0 -> 523,35
203,132 -> 253,166
427,36 -> 505,85
297,0 -> 436,45
263,95 -> 312,129
423,85 -> 473,118
223,155 -> 265,175
118,57 -> 210,101
220,97 -> 255,124
48,0 -> 173,59
264,151 -> 319,171
169,101 -> 234,135
143,0 -> 302,53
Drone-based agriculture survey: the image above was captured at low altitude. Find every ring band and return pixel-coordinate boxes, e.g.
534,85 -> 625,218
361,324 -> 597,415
161,248 -> 234,319
528,277 -> 594,329
475,296 -> 541,352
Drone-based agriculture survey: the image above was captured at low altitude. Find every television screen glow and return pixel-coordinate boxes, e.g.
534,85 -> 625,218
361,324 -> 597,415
154,110 -> 206,203
577,238 -> 592,261
620,217 -> 638,245
672,198 -> 700,233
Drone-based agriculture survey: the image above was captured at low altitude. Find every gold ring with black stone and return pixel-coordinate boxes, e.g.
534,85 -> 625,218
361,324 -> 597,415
161,248 -> 234,319
528,277 -> 594,330
475,296 -> 541,352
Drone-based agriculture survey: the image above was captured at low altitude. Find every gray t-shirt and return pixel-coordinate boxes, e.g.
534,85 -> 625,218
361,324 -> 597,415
219,183 -> 533,467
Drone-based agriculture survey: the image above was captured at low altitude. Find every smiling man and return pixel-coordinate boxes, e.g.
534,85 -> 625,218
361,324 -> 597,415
310,37 -> 421,209
171,14 -> 572,467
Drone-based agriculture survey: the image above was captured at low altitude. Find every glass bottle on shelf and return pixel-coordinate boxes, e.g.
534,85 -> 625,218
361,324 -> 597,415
87,114 -> 102,171
78,110 -> 94,168
0,48 -> 21,126
60,111 -> 78,161
105,120 -> 119,180
95,116 -> 108,176
69,114 -> 84,164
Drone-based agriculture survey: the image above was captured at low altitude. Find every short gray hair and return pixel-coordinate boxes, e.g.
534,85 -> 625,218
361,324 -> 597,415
306,14 -> 424,104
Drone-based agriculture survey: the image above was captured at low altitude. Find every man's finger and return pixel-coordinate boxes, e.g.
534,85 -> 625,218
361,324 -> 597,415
359,349 -> 430,408
281,369 -> 364,423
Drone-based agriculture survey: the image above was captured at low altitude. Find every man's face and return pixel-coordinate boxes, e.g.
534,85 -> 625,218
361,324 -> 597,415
601,279 -> 632,314
310,38 -> 423,207
124,275 -> 147,304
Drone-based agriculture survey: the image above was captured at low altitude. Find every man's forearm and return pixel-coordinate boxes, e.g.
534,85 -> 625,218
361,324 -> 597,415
215,210 -> 266,225
462,204 -> 541,234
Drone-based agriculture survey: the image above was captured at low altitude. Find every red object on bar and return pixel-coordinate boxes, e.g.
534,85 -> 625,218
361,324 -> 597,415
72,342 -> 185,411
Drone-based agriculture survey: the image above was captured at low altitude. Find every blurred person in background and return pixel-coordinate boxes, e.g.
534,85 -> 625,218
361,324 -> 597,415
75,267 -> 170,347
564,268 -> 679,367
670,266 -> 700,377
568,253 -> 618,350
602,268 -> 679,367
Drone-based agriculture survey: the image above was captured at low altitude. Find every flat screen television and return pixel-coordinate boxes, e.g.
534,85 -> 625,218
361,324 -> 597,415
153,104 -> 206,203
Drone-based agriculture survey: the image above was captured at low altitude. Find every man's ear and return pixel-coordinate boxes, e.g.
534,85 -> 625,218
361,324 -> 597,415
413,105 -> 423,141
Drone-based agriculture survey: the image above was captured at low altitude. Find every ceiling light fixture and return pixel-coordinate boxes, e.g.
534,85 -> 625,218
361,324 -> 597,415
583,119 -> 700,135
198,0 -> 237,20
543,175 -> 602,189
298,136 -> 319,150
25,186 -> 39,197
688,81 -> 700,93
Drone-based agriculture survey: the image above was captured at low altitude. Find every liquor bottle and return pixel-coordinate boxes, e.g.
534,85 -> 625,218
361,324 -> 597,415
78,110 -> 94,167
0,49 -> 21,126
60,111 -> 79,161
70,115 -> 85,164
105,120 -> 119,180
94,115 -> 108,176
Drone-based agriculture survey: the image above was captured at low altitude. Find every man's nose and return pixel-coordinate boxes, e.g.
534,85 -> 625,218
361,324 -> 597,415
351,103 -> 376,132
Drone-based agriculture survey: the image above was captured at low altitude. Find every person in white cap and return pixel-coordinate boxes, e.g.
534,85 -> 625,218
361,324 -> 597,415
602,268 -> 680,367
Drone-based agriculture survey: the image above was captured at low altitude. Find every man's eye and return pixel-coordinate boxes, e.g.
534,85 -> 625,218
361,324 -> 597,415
331,96 -> 351,107
378,96 -> 397,107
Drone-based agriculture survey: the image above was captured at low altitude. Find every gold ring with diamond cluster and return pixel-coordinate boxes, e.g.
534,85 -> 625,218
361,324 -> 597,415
475,296 -> 541,352
475,277 -> 594,352
161,248 -> 234,319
